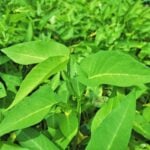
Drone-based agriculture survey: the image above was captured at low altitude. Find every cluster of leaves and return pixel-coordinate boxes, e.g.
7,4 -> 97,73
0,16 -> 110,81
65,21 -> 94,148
0,0 -> 150,149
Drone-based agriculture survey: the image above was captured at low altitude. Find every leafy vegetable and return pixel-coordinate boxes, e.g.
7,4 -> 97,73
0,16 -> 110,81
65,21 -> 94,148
0,0 -> 150,149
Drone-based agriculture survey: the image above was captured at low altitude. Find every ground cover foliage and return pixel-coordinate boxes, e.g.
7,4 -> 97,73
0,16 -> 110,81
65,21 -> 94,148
0,0 -> 150,149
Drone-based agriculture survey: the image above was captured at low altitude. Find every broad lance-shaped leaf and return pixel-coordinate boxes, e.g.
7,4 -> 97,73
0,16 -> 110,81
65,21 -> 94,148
1,40 -> 69,65
78,51 -> 150,87
16,128 -> 59,150
0,85 -> 58,136
8,55 -> 68,109
86,90 -> 136,150
91,86 -> 146,133
91,96 -> 121,132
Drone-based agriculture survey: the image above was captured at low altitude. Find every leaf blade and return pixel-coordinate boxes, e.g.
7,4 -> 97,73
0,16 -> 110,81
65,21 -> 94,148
17,128 -> 59,150
78,51 -> 150,87
0,142 -> 28,150
0,85 -> 57,136
1,40 -> 69,65
86,90 -> 136,150
8,55 -> 68,109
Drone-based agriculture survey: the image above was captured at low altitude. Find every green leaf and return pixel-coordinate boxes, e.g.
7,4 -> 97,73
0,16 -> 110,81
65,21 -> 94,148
0,73 -> 22,93
0,82 -> 6,99
91,96 -> 121,132
46,111 -> 78,149
0,85 -> 57,136
0,142 -> 28,150
58,111 -> 78,138
78,51 -> 150,87
86,90 -> 136,150
143,106 -> 150,122
16,128 -> 59,150
0,56 -> 9,65
56,111 -> 78,149
91,86 -> 145,132
8,55 -> 69,109
25,22 -> 33,41
0,110 -> 4,123
1,40 -> 69,65
67,78 -> 85,97
133,113 -> 150,140
49,73 -> 60,91
46,114 -> 63,141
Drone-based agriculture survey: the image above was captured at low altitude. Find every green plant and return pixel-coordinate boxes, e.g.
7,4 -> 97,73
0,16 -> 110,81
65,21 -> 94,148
0,39 -> 150,149
0,0 -> 150,149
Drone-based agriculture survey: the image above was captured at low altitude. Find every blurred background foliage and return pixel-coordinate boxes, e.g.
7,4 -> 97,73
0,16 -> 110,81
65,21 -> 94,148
0,0 -> 150,63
